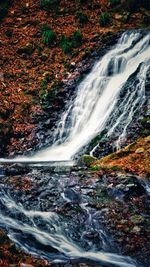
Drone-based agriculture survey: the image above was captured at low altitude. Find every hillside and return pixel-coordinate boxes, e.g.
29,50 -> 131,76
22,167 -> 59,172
0,0 -> 150,156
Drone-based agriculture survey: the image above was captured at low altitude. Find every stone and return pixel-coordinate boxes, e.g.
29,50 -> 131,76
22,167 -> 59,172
132,226 -> 141,233
116,184 -> 126,190
81,154 -> 97,166
130,215 -> 145,224
135,147 -> 144,154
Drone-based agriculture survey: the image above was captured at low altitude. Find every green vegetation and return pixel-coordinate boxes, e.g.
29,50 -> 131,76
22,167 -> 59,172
40,0 -> 60,10
60,30 -> 82,53
60,35 -> 72,54
82,154 -> 97,166
99,12 -> 111,27
42,24 -> 56,46
90,165 -> 102,171
76,11 -> 88,26
72,30 -> 82,47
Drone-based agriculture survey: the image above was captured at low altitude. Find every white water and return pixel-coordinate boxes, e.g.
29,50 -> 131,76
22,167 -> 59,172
1,31 -> 150,162
0,187 -> 137,267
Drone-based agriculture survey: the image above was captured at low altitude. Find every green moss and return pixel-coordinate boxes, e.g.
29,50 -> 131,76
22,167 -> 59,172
110,165 -> 121,171
82,154 -> 97,166
90,165 -> 102,171
99,12 -> 111,27
90,164 -> 121,172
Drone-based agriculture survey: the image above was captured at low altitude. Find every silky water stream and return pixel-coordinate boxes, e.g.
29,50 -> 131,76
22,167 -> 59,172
0,31 -> 150,266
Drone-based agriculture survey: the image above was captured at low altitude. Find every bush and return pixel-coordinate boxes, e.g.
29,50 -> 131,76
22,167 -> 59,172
72,30 -> 82,47
76,11 -> 88,25
99,12 -> 110,27
109,0 -> 120,7
60,35 -> 72,54
40,0 -> 60,10
42,24 -> 56,46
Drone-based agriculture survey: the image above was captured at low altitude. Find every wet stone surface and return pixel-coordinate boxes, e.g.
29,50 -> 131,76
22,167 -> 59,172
0,165 -> 149,266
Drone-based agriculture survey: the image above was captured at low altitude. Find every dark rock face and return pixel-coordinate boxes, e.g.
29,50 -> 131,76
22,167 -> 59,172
91,64 -> 150,159
107,175 -> 146,201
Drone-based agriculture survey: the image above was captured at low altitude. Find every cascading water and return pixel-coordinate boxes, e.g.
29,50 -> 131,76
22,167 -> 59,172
16,31 -> 150,161
0,31 -> 150,162
0,168 -> 138,267
0,31 -> 149,267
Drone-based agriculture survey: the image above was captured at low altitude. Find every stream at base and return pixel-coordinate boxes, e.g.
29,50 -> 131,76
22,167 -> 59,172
0,166 -> 149,267
0,165 -> 149,267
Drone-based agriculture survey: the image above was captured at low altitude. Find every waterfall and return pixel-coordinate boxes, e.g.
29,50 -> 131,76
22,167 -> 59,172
2,31 -> 150,162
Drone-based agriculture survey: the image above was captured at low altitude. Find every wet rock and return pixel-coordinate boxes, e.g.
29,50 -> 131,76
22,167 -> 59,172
130,215 -> 145,224
63,188 -> 81,204
5,166 -> 30,176
107,187 -> 125,201
131,226 -> 141,233
83,231 -> 99,239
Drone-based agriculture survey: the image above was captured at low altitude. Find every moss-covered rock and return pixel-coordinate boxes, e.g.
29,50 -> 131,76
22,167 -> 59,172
82,154 -> 97,166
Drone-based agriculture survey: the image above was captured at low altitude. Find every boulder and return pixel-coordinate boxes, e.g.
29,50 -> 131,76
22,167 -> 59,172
81,154 -> 97,166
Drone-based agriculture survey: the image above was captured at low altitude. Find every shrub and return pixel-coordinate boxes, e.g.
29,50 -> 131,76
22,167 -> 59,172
72,30 -> 82,47
76,11 -> 88,25
60,35 -> 72,54
109,0 -> 120,7
40,0 -> 60,10
42,24 -> 56,46
99,12 -> 110,27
